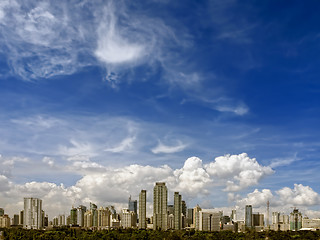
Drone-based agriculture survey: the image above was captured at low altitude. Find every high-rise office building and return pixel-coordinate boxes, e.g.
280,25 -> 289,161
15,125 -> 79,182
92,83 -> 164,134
12,214 -> 19,225
70,207 -> 77,226
98,207 -> 111,229
139,190 -> 146,229
187,208 -> 194,227
174,192 -> 182,230
19,210 -> 24,225
0,214 -> 10,228
193,204 -> 202,228
129,196 -> 137,215
245,205 -> 252,229
290,208 -> 302,231
23,198 -> 42,229
181,200 -> 187,228
77,205 -> 86,227
252,213 -> 264,227
90,202 -> 98,227
195,209 -> 220,231
120,208 -> 137,228
231,209 -> 237,222
58,214 -> 65,226
153,182 -> 168,230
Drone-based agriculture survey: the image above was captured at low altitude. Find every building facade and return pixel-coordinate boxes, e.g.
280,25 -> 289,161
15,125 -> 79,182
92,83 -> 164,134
174,192 -> 182,230
121,208 -> 137,228
23,198 -> 43,229
77,205 -> 87,227
290,208 -> 302,231
195,210 -> 220,231
128,196 -> 137,215
139,190 -> 147,229
245,205 -> 252,229
98,207 -> 111,229
153,182 -> 168,230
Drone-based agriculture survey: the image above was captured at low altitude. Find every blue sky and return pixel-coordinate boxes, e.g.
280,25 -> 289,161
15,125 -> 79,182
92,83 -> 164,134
1,0 -> 320,219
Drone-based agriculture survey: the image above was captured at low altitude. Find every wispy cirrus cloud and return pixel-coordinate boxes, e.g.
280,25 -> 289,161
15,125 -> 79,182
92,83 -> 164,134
151,140 -> 187,154
104,136 -> 136,153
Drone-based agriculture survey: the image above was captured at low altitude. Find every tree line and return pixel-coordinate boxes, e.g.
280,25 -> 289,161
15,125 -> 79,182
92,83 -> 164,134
1,228 -> 320,239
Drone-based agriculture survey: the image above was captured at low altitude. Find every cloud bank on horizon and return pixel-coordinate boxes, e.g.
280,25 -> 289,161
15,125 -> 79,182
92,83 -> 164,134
2,152 -> 319,218
1,0 -> 320,220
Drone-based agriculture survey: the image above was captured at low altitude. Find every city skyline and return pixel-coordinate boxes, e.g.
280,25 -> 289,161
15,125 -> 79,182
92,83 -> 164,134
1,183 -> 315,232
1,0 -> 320,221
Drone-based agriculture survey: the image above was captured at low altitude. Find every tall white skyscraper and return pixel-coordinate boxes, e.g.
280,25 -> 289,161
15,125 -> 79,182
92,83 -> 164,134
153,182 -> 168,230
23,198 -> 42,229
139,190 -> 146,229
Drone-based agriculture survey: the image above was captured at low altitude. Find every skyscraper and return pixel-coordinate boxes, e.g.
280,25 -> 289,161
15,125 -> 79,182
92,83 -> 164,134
90,202 -> 98,227
174,192 -> 182,230
153,182 -> 168,230
23,198 -> 42,229
245,205 -> 252,229
290,208 -> 302,231
98,207 -> 111,229
139,190 -> 146,229
120,208 -> 137,228
77,205 -> 86,227
70,207 -> 77,226
128,196 -> 137,215
231,209 -> 237,222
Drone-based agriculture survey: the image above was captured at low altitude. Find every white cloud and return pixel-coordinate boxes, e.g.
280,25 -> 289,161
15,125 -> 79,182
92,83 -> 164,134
205,153 -> 274,191
215,104 -> 249,115
42,156 -> 55,167
11,115 -> 64,129
151,140 -> 187,154
58,139 -> 96,157
94,3 -> 145,65
2,151 -> 320,220
269,153 -> 300,168
233,184 -> 320,217
104,136 -> 136,153
0,175 -> 10,191
0,155 -> 29,177
173,157 -> 212,197
236,189 -> 273,207
276,184 -> 320,206
0,0 -> 93,80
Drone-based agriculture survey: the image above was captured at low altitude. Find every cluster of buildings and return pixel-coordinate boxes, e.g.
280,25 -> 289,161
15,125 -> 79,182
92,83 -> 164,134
1,182 -> 320,232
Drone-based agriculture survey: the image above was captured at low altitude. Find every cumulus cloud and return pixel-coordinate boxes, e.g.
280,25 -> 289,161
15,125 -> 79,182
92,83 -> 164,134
0,152 -> 279,218
151,140 -> 187,154
173,157 -> 212,196
205,153 -> 274,191
233,184 -> 320,218
276,184 -> 320,206
236,189 -> 273,207
2,150 -> 320,221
